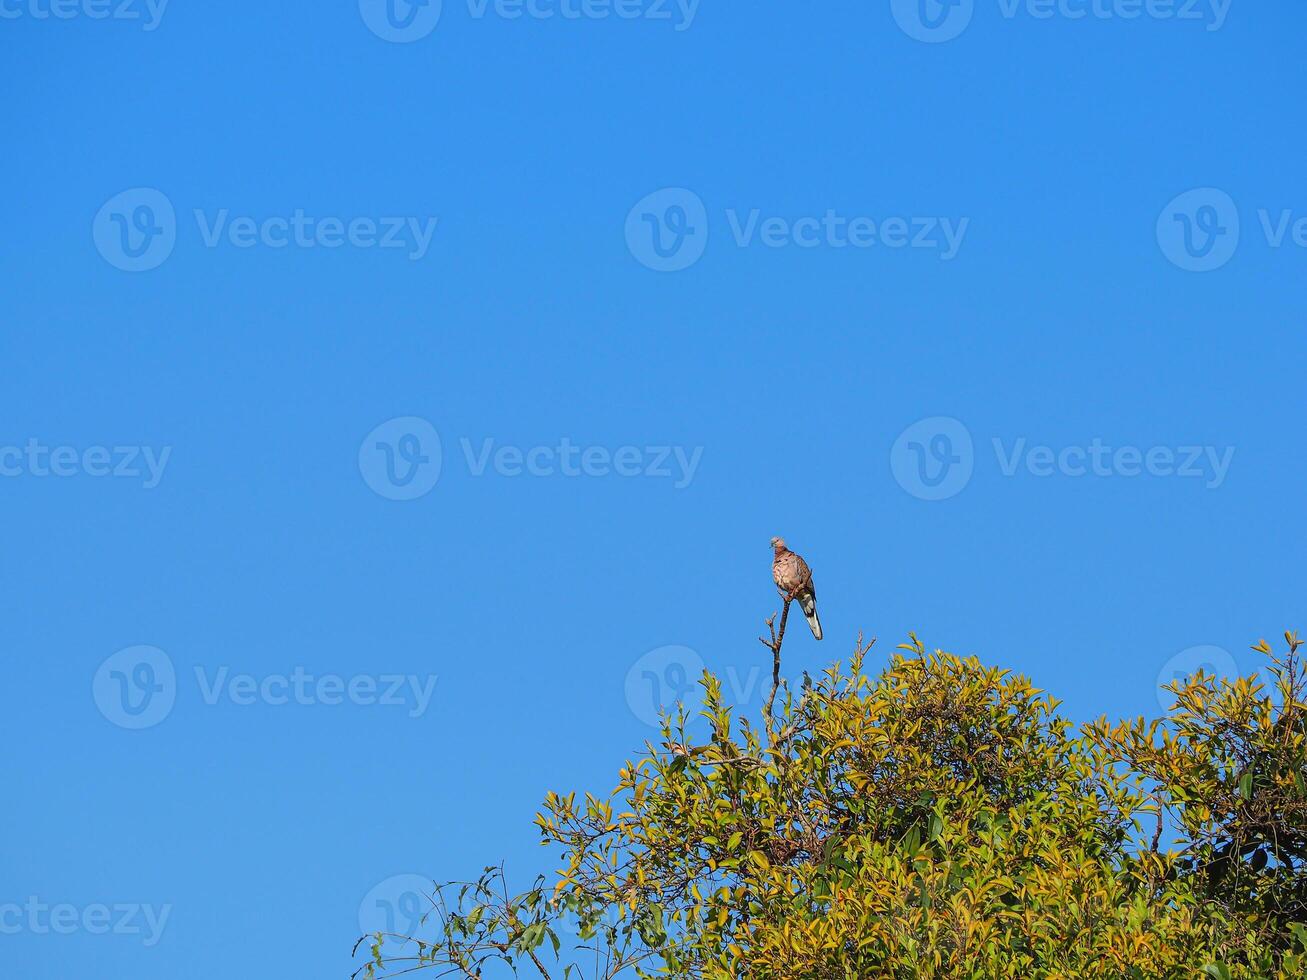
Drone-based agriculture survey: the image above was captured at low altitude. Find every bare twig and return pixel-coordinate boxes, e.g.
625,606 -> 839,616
760,596 -> 795,735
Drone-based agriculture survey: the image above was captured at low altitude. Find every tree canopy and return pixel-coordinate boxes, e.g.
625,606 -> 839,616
355,623 -> 1307,979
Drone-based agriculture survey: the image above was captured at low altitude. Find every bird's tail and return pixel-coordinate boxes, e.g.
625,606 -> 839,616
798,593 -> 822,641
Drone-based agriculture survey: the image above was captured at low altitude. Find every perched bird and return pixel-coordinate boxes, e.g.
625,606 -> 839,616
771,537 -> 822,640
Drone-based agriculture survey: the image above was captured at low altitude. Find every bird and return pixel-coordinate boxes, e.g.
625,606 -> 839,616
771,537 -> 822,640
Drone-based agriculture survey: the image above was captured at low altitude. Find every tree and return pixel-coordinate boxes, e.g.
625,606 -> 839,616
353,608 -> 1307,979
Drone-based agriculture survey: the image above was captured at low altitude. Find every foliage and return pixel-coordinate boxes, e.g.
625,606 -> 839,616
354,629 -> 1307,979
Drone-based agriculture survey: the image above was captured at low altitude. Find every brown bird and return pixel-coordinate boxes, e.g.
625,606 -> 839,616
771,537 -> 822,640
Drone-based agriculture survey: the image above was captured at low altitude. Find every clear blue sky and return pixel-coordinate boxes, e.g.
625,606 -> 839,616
3,3 -> 1305,978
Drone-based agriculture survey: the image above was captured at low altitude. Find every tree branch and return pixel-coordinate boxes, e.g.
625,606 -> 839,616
760,595 -> 797,740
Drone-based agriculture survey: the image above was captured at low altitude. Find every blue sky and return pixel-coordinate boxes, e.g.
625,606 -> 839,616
3,2 -> 1305,977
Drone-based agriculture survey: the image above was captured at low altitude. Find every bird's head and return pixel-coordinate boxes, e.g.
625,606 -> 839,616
771,536 -> 786,553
